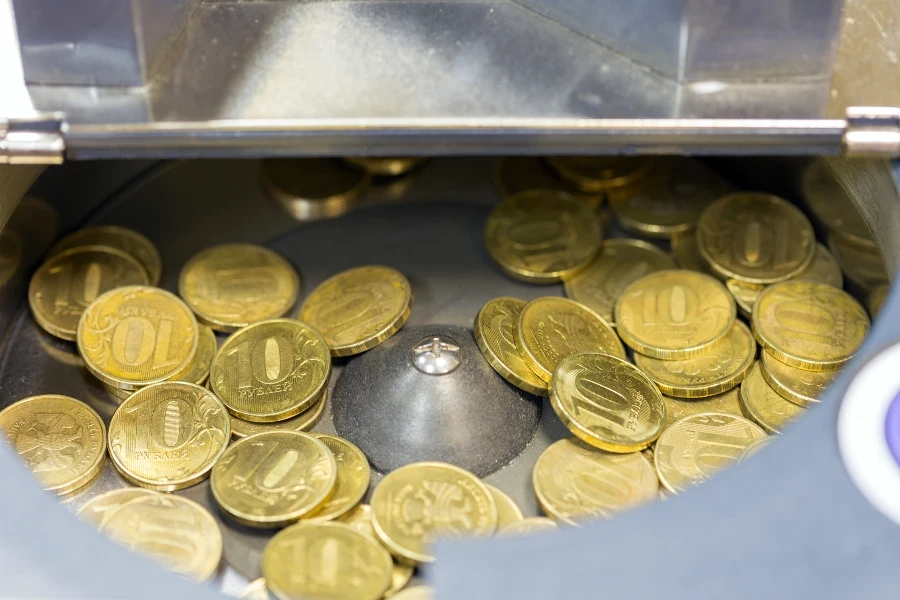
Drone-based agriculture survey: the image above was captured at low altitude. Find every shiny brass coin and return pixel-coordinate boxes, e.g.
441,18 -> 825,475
49,225 -> 163,285
77,285 -> 199,390
546,156 -> 656,193
485,484 -> 525,529
802,159 -> 876,250
698,192 -> 815,284
172,325 -> 216,386
230,388 -> 326,438
77,488 -> 156,524
726,279 -> 765,319
868,283 -> 889,317
551,353 -> 666,452
739,436 -> 775,461
371,461 -> 498,564
239,578 -> 271,600
179,244 -> 300,332
828,232 -> 889,293
533,438 -> 658,524
346,157 -> 425,177
98,493 -> 222,581
298,265 -> 412,356
493,157 -> 603,206
739,362 -> 806,434
663,387 -> 743,426
263,521 -> 393,600
615,270 -> 736,359
261,159 -> 369,222
654,412 -> 766,493
474,297 -> 550,396
670,230 -> 713,275
0,395 -> 106,495
304,434 -> 370,521
517,296 -> 624,383
211,319 -> 330,422
608,158 -> 731,239
210,431 -> 337,528
498,517 -> 559,536
107,381 -> 230,491
29,246 -> 149,341
760,350 -> 835,407
484,190 -> 602,283
564,239 -> 676,324
752,280 -> 869,370
634,321 -> 755,398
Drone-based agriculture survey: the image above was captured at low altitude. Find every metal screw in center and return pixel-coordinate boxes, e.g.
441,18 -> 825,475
411,336 -> 461,375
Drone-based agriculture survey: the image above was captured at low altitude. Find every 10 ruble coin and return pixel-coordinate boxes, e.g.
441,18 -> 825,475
739,363 -> 806,434
474,297 -> 549,396
49,225 -> 162,285
304,434 -> 370,522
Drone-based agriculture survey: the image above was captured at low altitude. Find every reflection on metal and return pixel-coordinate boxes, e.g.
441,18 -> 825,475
0,115 -> 65,165
844,107 -> 900,156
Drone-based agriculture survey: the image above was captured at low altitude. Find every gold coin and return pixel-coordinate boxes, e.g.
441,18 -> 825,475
533,438 -> 658,524
516,296 -> 624,382
261,159 -> 369,222
346,157 -> 425,177
230,388 -> 326,438
370,461 -> 498,564
303,434 -> 370,521
298,265 -> 412,356
107,381 -> 230,491
564,239 -> 676,324
760,350 -> 836,407
608,158 -> 731,238
739,436 -> 775,461
391,587 -> 433,600
493,157 -> 603,206
485,484 -> 524,529
551,353 -> 665,452
474,297 -> 550,396
98,493 -> 222,581
739,363 -> 806,434
102,382 -> 132,402
211,319 -> 331,422
210,431 -> 337,528
77,488 -> 156,524
546,156 -> 656,193
484,190 -> 602,283
752,280 -> 869,370
77,285 -> 199,390
615,270 -> 735,359
178,244 -> 300,332
663,387 -> 743,426
498,517 -> 559,536
29,246 -> 149,341
654,412 -> 766,493
868,284 -> 889,317
49,225 -> 163,285
0,395 -> 106,495
262,521 -> 393,600
634,321 -> 755,398
670,230 -> 713,275
337,504 -> 416,597
725,279 -> 765,319
698,193 -> 815,284
798,242 -> 844,288
802,159 -> 876,250
172,325 -> 216,386
828,232 -> 888,293
239,578 -> 271,600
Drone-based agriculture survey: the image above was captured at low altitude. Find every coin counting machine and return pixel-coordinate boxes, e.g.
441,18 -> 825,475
1,1 -> 900,598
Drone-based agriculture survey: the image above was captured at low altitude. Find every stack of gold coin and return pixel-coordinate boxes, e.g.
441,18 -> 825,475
493,156 -> 604,207
262,159 -> 370,222
546,156 -> 657,199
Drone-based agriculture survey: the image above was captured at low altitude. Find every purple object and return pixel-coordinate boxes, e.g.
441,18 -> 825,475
885,392 -> 900,467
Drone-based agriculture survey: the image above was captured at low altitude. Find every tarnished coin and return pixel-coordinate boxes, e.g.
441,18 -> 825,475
498,517 -> 559,536
802,159 -> 876,250
654,412 -> 766,493
828,232 -> 889,294
29,246 -> 149,341
739,363 -> 806,434
752,280 -> 869,370
263,521 -> 393,600
107,381 -> 230,491
608,158 -> 731,238
663,387 -> 743,426
77,286 -> 199,390
337,504 -> 417,597
551,353 -> 666,452
485,484 -> 525,529
49,225 -> 163,285
533,438 -> 659,525
615,270 -> 736,359
211,431 -> 337,528
564,239 -> 676,324
516,297 -> 624,383
546,156 -> 656,193
298,265 -> 412,356
739,436 -> 775,461
211,319 -> 331,422
77,488 -> 156,524
346,157 -> 425,177
698,192 -> 815,284
304,434 -> 370,522
230,388 -> 326,438
370,462 -> 498,564
484,190 -> 602,283
99,493 -> 222,581
670,230 -> 713,275
868,284 -> 889,317
474,297 -> 550,396
262,159 -> 369,222
0,395 -> 106,495
634,321 -> 755,398
493,157 -> 603,206
760,350 -> 836,407
179,244 -> 300,332
173,325 -> 216,386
